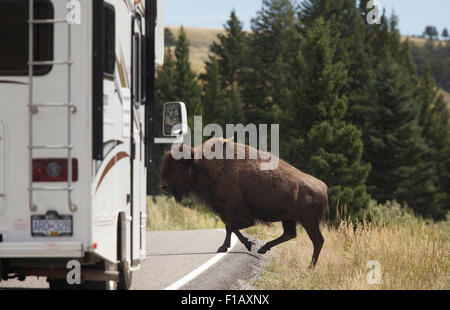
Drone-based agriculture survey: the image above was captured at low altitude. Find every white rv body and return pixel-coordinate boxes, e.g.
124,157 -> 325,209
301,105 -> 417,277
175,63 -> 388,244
0,0 -> 166,288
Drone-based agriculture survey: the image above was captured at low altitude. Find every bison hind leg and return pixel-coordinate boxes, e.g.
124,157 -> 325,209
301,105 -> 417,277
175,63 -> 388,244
257,220 -> 297,254
303,223 -> 324,269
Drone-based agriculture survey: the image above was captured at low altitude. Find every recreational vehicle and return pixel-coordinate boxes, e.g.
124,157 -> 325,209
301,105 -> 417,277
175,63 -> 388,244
0,0 -> 187,289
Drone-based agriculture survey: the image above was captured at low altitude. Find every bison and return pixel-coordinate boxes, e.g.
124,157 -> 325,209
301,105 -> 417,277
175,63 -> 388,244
159,138 -> 328,268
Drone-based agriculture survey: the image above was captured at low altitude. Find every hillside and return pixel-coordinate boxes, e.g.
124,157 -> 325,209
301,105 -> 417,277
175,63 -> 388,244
166,26 -> 450,109
167,26 -> 225,74
401,36 -> 449,48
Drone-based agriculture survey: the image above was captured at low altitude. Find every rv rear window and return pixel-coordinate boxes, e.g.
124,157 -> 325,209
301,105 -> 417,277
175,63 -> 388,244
0,0 -> 54,76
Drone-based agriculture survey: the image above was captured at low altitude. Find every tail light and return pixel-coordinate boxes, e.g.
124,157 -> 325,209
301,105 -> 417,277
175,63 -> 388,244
33,158 -> 78,182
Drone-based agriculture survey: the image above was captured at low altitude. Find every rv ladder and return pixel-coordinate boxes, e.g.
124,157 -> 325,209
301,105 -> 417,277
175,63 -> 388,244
28,0 -> 77,213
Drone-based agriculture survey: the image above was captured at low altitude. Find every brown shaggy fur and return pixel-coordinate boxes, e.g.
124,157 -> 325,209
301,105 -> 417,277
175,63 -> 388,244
160,138 -> 328,268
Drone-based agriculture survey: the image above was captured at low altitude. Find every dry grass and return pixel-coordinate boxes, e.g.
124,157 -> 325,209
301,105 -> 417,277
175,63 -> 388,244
246,212 -> 450,290
167,26 -> 225,49
147,196 -> 224,231
167,26 -> 225,74
148,196 -> 449,289
402,36 -> 449,48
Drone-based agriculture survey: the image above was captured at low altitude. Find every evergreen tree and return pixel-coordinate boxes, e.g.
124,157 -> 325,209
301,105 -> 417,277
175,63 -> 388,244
222,89 -> 245,126
359,5 -> 445,218
164,27 -> 176,46
202,11 -> 247,128
150,3 -> 450,221
201,56 -> 245,130
359,4 -> 410,70
207,10 -> 249,91
423,26 -> 439,40
361,5 -> 420,93
293,18 -> 371,216
417,68 -> 450,218
363,56 -> 434,216
241,0 -> 299,125
299,0 -> 373,128
410,36 -> 450,92
441,145 -> 450,216
201,57 -> 227,126
173,27 -> 202,128
442,28 -> 449,40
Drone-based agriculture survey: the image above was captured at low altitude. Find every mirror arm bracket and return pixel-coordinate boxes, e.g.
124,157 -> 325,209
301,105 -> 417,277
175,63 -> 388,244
154,136 -> 184,144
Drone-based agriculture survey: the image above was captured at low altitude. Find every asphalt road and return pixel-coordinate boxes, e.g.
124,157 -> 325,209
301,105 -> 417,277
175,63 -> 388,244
0,229 -> 264,290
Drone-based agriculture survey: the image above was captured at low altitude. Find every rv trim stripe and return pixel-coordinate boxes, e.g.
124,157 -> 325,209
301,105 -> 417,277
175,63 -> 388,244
95,151 -> 130,192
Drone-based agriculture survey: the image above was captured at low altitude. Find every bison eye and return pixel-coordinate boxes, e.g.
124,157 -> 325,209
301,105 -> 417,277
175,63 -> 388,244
160,183 -> 169,192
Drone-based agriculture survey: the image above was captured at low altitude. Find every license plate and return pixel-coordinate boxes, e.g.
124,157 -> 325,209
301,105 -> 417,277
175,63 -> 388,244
31,212 -> 73,237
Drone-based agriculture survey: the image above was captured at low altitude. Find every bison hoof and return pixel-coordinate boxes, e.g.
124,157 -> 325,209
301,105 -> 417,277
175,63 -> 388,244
257,247 -> 269,254
217,245 -> 229,253
244,241 -> 254,252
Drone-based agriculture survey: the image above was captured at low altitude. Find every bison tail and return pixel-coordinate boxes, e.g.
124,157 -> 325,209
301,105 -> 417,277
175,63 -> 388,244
320,195 -> 329,225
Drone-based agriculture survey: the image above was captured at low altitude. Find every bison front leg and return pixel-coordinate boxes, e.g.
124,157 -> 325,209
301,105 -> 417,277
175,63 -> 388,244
233,230 -> 254,252
258,220 -> 297,254
217,201 -> 256,253
217,227 -> 232,253
217,223 -> 255,253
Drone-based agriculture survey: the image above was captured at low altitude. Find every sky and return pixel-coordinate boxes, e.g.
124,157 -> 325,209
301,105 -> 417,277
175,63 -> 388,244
163,0 -> 450,37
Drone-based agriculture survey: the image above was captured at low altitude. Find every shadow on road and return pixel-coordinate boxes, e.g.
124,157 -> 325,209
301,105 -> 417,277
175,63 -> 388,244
0,287 -> 48,291
146,250 -> 261,260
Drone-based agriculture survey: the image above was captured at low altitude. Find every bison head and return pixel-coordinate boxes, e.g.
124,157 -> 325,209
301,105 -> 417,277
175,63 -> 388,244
159,145 -> 196,203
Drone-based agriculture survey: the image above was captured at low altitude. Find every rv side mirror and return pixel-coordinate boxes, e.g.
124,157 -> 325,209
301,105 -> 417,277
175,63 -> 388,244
163,102 -> 188,137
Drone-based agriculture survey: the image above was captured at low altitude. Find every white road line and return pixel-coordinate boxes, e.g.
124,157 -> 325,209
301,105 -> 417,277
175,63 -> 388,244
164,232 -> 238,290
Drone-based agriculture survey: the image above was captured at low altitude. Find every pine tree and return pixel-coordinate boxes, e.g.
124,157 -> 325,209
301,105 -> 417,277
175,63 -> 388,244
417,68 -> 450,218
359,4 -> 411,71
363,56 -> 434,216
293,18 -> 371,217
441,145 -> 450,216
201,57 -> 227,126
299,0 -> 373,128
201,11 -> 247,128
423,26 -> 439,40
241,0 -> 299,125
155,48 -> 177,105
441,28 -> 449,40
164,27 -> 176,47
359,5 -> 445,218
223,89 -> 245,126
173,27 -> 202,128
202,57 -> 245,129
207,10 -> 248,91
